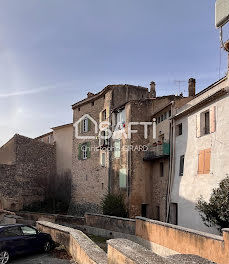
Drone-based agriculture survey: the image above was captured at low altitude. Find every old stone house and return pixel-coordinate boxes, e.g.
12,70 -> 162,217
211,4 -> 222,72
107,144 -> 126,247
71,82 -> 194,217
168,73 -> 229,234
0,134 -> 56,211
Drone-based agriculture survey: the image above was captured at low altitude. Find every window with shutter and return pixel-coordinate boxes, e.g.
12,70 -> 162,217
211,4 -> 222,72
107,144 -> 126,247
198,149 -> 211,174
119,168 -> 127,188
179,155 -> 185,176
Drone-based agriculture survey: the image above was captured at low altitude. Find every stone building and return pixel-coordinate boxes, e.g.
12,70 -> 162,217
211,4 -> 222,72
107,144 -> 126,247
0,134 -> 56,211
35,123 -> 73,176
71,82 -> 194,217
71,84 -> 149,215
168,73 -> 229,234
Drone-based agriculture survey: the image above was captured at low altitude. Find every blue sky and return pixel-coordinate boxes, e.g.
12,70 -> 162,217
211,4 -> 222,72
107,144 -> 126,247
0,0 -> 228,146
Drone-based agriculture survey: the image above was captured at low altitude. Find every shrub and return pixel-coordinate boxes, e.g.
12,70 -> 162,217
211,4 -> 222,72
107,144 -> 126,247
101,193 -> 128,218
196,176 -> 229,231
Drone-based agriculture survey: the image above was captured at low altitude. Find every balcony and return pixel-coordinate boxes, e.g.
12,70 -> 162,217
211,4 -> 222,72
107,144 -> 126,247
143,142 -> 170,161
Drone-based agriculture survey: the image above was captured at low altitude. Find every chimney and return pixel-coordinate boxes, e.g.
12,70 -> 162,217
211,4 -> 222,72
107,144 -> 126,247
150,81 -> 156,98
188,78 -> 196,97
87,92 -> 94,98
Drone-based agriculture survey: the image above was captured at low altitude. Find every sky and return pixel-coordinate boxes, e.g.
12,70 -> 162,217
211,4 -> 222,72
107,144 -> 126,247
0,0 -> 228,146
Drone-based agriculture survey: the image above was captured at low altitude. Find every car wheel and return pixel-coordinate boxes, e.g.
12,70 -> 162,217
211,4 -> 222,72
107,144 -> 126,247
43,241 -> 51,253
0,251 -> 10,264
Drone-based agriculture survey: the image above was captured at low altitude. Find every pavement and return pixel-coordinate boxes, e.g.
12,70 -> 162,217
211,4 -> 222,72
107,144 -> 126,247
10,253 -> 74,264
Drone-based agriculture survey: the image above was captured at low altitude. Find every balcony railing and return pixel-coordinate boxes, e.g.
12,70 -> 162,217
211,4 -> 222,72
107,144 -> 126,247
143,142 -> 170,161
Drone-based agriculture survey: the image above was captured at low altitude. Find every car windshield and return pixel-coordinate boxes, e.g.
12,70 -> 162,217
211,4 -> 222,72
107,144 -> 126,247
21,226 -> 37,236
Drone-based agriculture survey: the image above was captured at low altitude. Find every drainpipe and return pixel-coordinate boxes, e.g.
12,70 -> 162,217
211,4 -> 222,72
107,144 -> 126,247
166,102 -> 176,222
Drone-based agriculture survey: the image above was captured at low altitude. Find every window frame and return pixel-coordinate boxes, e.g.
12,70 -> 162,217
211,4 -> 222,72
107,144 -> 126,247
179,155 -> 185,176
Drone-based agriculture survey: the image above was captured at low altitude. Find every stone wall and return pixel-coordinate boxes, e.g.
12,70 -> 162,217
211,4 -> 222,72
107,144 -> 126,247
37,221 -> 107,264
85,213 -> 135,235
0,134 -> 56,211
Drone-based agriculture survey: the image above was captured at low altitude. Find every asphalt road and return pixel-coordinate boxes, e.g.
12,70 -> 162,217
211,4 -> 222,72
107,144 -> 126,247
10,253 -> 73,264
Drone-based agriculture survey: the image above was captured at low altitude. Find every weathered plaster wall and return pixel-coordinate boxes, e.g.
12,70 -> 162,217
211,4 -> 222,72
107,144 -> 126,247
170,77 -> 229,234
53,125 -> 73,175
136,217 -> 229,264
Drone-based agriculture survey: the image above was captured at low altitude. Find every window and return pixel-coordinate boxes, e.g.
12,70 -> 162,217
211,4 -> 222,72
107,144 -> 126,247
101,152 -> 106,167
102,109 -> 107,121
91,101 -> 94,106
119,168 -> 127,188
0,227 -> 23,238
141,204 -> 148,217
21,226 -> 37,236
78,107 -> 80,111
116,109 -> 126,129
197,107 -> 216,138
114,140 -> 121,158
82,118 -> 89,133
78,143 -> 91,160
176,123 -> 182,136
157,116 -> 161,124
82,144 -> 87,160
161,114 -> 164,122
160,162 -> 164,177
169,110 -> 171,117
164,112 -> 167,120
198,149 -> 211,174
179,155 -> 185,176
204,111 -> 210,135
100,130 -> 109,146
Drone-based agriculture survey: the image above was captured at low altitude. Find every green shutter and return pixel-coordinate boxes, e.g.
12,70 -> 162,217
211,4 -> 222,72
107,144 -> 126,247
119,168 -> 127,188
78,144 -> 82,160
88,118 -> 91,131
87,142 -> 91,159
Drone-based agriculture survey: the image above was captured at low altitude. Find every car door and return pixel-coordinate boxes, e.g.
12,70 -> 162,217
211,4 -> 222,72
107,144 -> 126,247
20,226 -> 41,253
0,227 -> 27,256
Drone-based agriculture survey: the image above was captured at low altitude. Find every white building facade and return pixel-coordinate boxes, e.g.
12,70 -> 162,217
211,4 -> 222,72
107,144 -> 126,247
169,75 -> 229,234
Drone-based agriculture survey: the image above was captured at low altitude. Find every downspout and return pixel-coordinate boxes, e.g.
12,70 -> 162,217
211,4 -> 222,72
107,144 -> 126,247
166,102 -> 176,222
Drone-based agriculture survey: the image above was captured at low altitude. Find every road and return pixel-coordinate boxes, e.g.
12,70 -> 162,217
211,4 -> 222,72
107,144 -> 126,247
11,253 -> 73,264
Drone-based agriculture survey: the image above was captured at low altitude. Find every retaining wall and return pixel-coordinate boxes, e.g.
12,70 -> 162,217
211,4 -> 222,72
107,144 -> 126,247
37,221 -> 107,264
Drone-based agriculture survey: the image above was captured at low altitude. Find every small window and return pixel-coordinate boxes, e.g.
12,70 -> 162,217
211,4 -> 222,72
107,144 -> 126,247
78,108 -> 80,111
82,145 -> 88,160
204,111 -> 210,135
91,101 -> 94,106
101,152 -> 106,167
161,114 -> 164,122
164,112 -> 167,120
21,226 -> 37,236
83,118 -> 89,132
198,149 -> 211,174
114,140 -> 121,158
179,155 -> 185,176
119,168 -> 127,188
157,116 -> 161,124
102,110 -> 107,121
141,204 -> 148,217
160,162 -> 164,177
169,110 -> 171,117
177,123 -> 182,136
102,183 -> 104,190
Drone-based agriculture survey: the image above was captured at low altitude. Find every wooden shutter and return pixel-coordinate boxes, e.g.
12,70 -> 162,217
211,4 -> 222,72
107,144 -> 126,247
86,142 -> 91,159
210,106 -> 216,133
198,150 -> 205,174
204,148 -> 211,174
196,114 -> 201,138
78,144 -> 82,160
88,118 -> 91,131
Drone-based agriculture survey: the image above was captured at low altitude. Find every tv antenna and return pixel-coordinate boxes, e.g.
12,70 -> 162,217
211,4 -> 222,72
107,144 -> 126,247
216,0 -> 229,52
174,80 -> 186,95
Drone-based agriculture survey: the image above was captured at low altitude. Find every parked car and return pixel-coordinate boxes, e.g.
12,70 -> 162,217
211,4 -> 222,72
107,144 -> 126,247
0,224 -> 55,264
